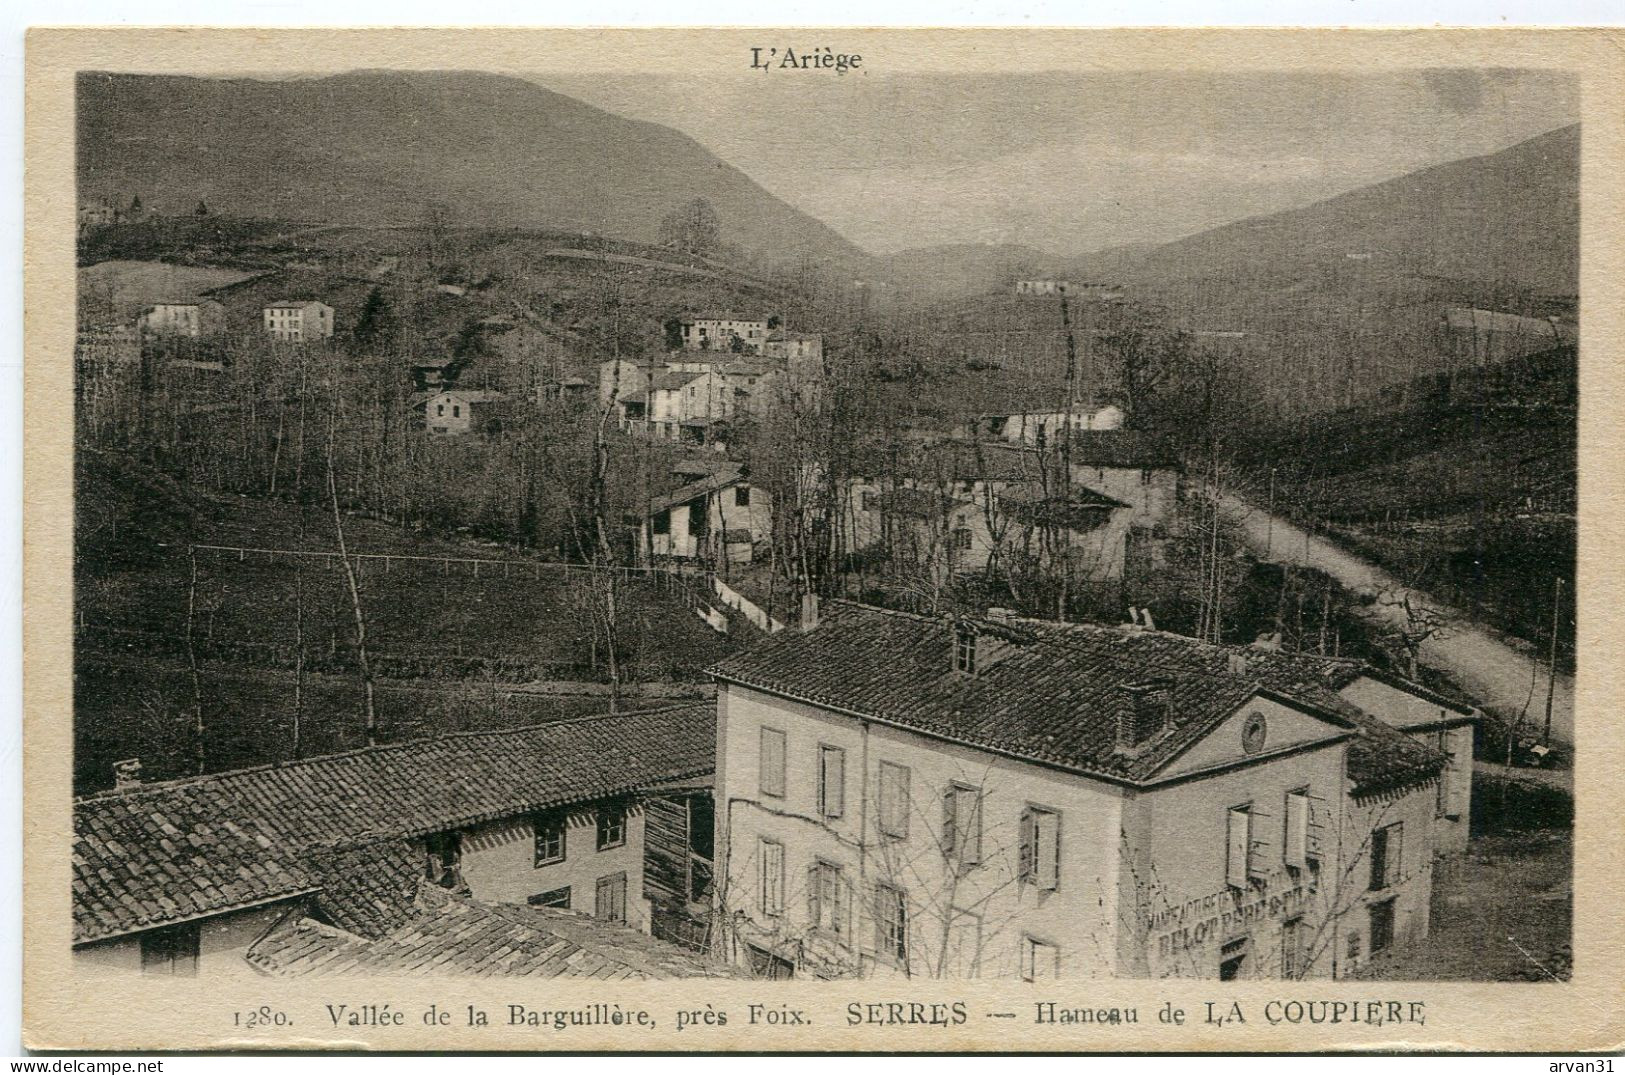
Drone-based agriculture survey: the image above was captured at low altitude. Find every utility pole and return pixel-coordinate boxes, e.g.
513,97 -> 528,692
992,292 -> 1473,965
1543,576 -> 1563,744
1266,467 -> 1276,560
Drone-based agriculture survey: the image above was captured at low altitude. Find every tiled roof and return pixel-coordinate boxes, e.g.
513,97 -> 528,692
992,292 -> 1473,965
709,603 -> 1445,791
647,467 -> 744,516
73,784 -> 316,947
303,839 -> 424,940
73,705 -> 716,944
710,603 -> 1295,783
651,371 -> 705,391
875,436 -> 1175,485
874,487 -> 971,521
247,890 -> 747,979
997,482 -> 1128,531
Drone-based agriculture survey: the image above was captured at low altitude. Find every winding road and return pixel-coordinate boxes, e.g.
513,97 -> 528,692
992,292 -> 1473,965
1219,494 -> 1573,744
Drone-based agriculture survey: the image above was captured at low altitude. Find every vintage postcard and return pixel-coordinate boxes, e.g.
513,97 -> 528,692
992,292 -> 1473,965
21,27 -> 1625,1052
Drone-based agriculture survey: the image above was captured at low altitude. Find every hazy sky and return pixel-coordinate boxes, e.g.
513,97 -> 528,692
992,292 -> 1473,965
539,70 -> 1577,257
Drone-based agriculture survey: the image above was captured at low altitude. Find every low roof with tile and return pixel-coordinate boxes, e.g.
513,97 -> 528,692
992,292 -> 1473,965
73,704 -> 716,945
708,602 -> 1449,793
247,888 -> 747,980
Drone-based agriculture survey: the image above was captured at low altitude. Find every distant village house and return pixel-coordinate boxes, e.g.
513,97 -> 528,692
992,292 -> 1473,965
421,388 -> 509,436
262,299 -> 335,343
137,300 -> 226,339
680,314 -> 769,354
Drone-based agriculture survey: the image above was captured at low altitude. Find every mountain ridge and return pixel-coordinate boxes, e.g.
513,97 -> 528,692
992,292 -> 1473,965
77,69 -> 872,273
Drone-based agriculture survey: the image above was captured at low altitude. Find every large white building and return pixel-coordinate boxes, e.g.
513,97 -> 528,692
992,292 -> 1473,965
262,300 -> 335,343
679,314 -> 770,354
707,602 -> 1474,980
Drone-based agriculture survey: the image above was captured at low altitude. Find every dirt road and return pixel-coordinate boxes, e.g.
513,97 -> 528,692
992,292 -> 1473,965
1220,494 -> 1573,743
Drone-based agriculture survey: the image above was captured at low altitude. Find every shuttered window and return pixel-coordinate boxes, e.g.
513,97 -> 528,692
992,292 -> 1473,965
878,761 -> 911,838
874,883 -> 908,963
943,783 -> 983,869
1226,806 -> 1251,890
1370,822 -> 1403,891
818,745 -> 846,819
1283,791 -> 1310,870
533,812 -> 566,866
1281,916 -> 1304,979
808,861 -> 850,941
759,838 -> 784,916
759,727 -> 786,799
1019,806 -> 1061,890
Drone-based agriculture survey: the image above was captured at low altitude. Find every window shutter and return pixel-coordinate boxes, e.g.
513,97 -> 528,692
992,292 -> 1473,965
1035,810 -> 1060,891
821,747 -> 845,819
1388,824 -> 1403,888
965,789 -> 983,866
760,728 -> 786,798
834,872 -> 849,939
1305,795 -> 1329,860
1369,827 -> 1388,891
807,863 -> 820,924
879,762 -> 910,838
1019,809 -> 1036,882
1226,808 -> 1250,889
942,787 -> 958,860
760,840 -> 783,916
1284,793 -> 1309,869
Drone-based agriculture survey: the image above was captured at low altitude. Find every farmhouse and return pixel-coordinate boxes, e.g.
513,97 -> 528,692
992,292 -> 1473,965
263,299 -> 335,343
707,601 -> 1474,980
838,434 -> 1179,582
1015,280 -> 1071,296
137,300 -> 226,338
423,388 -> 509,436
72,705 -> 724,979
636,461 -> 772,567
679,313 -> 770,354
970,403 -> 1126,447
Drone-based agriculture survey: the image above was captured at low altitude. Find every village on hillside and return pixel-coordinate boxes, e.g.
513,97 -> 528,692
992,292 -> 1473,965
67,71 -> 1577,988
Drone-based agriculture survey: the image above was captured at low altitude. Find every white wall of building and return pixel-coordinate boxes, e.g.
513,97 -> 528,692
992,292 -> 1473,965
716,683 -> 1126,980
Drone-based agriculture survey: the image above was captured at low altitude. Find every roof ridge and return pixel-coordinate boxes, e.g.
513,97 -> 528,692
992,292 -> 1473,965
75,701 -> 713,803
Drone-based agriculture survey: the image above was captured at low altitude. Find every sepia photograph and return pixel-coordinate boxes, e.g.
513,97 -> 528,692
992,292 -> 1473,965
21,25 -> 1623,1054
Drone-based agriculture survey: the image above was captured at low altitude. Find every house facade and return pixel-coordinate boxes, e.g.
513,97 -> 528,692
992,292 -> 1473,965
639,462 -> 773,566
707,602 -> 1473,980
974,404 -> 1126,447
263,300 -> 335,343
837,435 -> 1177,584
680,314 -> 770,354
423,388 -> 508,435
72,706 -> 719,978
137,301 -> 226,338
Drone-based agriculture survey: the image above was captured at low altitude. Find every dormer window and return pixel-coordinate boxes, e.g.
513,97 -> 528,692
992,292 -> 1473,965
954,624 -> 977,675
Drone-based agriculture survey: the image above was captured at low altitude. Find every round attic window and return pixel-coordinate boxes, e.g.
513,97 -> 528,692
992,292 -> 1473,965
1241,711 -> 1268,755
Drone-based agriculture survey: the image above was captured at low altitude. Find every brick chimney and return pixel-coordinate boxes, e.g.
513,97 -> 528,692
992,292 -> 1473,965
1117,680 -> 1173,754
113,758 -> 143,791
799,592 -> 820,631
